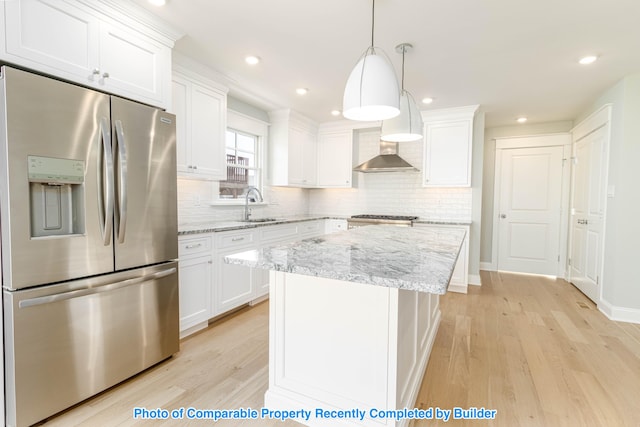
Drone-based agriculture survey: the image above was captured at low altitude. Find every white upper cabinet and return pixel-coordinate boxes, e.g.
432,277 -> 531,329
170,69 -> 227,180
269,109 -> 318,187
96,22 -> 169,105
1,0 -> 179,109
422,105 -> 478,187
317,128 -> 353,188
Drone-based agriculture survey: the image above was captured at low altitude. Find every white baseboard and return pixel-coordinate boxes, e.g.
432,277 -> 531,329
598,299 -> 640,324
479,262 -> 496,271
448,283 -> 468,294
468,274 -> 481,286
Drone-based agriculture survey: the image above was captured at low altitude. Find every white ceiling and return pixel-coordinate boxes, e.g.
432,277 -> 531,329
133,0 -> 640,127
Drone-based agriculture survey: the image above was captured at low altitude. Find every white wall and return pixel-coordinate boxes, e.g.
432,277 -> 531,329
577,74 -> 640,317
469,111 -> 485,282
480,121 -> 574,266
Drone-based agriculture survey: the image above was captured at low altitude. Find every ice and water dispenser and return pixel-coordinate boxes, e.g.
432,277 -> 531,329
28,155 -> 85,238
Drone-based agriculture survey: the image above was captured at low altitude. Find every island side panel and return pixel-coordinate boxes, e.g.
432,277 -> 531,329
395,290 -> 441,413
268,271 -> 393,415
266,271 -> 442,427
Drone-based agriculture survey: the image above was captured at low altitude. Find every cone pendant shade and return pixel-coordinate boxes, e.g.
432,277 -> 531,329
343,49 -> 400,121
380,90 -> 424,142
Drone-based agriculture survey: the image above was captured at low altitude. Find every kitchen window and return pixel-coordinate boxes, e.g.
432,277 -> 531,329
219,128 -> 262,199
216,109 -> 268,203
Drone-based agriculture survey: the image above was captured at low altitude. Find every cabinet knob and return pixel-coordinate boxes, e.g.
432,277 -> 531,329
102,72 -> 110,79
500,214 -> 507,219
92,68 -> 100,75
192,165 -> 198,170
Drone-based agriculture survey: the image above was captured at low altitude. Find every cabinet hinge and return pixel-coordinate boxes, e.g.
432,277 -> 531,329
558,255 -> 560,262
596,276 -> 599,285
568,258 -> 572,266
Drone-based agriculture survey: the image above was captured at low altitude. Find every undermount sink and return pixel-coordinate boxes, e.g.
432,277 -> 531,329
242,218 -> 279,223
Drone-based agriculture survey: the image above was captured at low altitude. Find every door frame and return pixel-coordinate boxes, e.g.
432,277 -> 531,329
568,104 -> 612,304
492,133 -> 572,278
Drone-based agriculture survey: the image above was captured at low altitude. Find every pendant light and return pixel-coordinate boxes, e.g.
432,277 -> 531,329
380,43 -> 424,142
342,0 -> 400,121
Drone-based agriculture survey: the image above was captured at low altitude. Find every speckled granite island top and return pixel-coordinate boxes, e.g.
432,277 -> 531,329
225,225 -> 466,294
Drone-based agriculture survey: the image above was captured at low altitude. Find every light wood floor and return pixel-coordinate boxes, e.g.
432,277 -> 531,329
39,272 -> 640,427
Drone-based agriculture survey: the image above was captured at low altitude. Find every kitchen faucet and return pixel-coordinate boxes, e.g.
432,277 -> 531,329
244,186 -> 263,221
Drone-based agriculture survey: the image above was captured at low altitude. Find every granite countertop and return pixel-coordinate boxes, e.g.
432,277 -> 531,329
414,219 -> 472,226
179,216 -> 471,235
225,225 -> 466,295
178,215 -> 343,235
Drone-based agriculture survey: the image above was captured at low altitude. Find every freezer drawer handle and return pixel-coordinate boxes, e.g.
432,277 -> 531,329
98,117 -> 115,245
114,120 -> 129,243
18,267 -> 177,309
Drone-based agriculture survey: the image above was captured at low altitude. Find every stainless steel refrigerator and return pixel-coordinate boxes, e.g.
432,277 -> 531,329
0,66 -> 179,427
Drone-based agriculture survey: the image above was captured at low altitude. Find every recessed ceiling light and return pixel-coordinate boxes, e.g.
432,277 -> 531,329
331,110 -> 341,116
296,88 -> 308,95
517,117 -> 528,123
245,56 -> 260,65
422,97 -> 434,105
147,0 -> 166,6
579,55 -> 598,65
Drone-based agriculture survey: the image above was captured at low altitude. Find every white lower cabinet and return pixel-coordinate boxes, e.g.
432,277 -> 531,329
178,235 -> 213,337
213,229 -> 257,315
297,219 -> 324,239
414,223 -> 470,293
179,219 -> 332,337
325,218 -> 347,234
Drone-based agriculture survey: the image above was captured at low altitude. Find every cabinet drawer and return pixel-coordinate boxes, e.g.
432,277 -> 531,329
298,220 -> 322,236
178,236 -> 212,258
216,230 -> 256,249
261,223 -> 299,243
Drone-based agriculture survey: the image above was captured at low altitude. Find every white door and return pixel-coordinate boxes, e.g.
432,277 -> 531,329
569,126 -> 607,302
497,146 -> 564,275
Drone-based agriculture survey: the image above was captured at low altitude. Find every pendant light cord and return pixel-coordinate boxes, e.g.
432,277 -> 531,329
371,0 -> 375,47
401,47 -> 405,91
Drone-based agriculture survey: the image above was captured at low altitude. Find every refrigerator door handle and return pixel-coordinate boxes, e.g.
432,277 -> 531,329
98,117 -> 114,246
17,267 -> 177,308
114,119 -> 128,243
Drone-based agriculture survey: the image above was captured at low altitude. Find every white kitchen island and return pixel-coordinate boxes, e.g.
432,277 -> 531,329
225,225 -> 465,427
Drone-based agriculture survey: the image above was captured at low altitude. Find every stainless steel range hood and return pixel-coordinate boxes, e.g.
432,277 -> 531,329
353,140 -> 419,173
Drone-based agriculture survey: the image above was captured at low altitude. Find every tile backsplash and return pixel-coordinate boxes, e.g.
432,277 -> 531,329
177,178 -> 309,225
177,128 -> 472,225
307,128 -> 472,219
